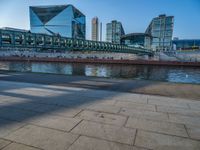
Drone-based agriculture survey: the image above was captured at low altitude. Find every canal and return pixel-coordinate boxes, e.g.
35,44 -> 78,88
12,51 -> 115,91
0,61 -> 200,84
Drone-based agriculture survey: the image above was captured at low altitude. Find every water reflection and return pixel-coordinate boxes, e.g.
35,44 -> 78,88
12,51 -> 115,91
0,61 -> 200,84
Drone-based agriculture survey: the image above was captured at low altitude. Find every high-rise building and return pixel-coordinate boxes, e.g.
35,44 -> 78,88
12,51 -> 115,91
145,14 -> 174,52
30,4 -> 86,39
106,20 -> 125,44
91,17 -> 99,41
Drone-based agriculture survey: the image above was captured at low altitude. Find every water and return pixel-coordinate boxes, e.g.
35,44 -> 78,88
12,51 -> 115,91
0,61 -> 200,84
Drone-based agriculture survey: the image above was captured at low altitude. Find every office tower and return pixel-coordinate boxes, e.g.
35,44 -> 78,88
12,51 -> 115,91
106,20 -> 125,44
145,14 -> 174,51
30,4 -> 86,39
91,17 -> 99,41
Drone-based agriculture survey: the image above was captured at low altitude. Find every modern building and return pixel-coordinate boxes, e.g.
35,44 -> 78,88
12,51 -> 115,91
173,39 -> 200,51
145,14 -> 174,52
106,20 -> 125,44
0,27 -> 29,33
91,17 -> 99,41
121,33 -> 151,49
30,4 -> 86,39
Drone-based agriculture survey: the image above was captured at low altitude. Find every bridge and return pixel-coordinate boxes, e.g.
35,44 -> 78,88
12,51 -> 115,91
0,28 -> 153,56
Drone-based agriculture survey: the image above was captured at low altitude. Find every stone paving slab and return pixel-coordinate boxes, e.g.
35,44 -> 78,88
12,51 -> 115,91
126,117 -> 188,137
148,96 -> 190,108
0,80 -> 200,150
135,130 -> 200,150
115,101 -> 156,111
112,93 -> 148,104
50,108 -> 82,118
0,139 -> 11,149
76,110 -> 127,126
188,102 -> 200,111
185,124 -> 200,140
120,107 -> 169,121
68,136 -> 147,150
157,105 -> 200,117
0,118 -> 25,138
0,107 -> 39,122
2,143 -> 40,150
27,115 -> 81,132
87,104 -> 121,114
5,125 -> 78,150
71,120 -> 136,145
169,114 -> 200,125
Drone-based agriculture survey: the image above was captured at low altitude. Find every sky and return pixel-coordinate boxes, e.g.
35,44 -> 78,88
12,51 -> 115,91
0,0 -> 199,40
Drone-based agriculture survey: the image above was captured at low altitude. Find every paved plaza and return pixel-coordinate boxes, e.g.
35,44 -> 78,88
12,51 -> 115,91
0,80 -> 200,150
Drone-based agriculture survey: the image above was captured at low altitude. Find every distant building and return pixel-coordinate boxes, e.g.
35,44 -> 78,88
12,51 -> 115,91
106,20 -> 125,44
1,27 -> 29,33
173,39 -> 200,51
145,14 -> 174,52
121,33 -> 151,49
91,17 -> 99,41
30,4 -> 86,39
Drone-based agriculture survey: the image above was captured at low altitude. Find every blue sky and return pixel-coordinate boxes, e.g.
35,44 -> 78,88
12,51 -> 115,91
0,0 -> 199,40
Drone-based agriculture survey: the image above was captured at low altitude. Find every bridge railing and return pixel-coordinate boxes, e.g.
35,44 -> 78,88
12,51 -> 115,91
0,29 -> 153,55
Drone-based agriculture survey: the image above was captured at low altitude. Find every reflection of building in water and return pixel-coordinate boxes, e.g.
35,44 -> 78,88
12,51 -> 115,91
0,62 -> 10,71
85,65 -> 111,77
72,64 -> 85,75
9,62 -> 31,72
31,63 -> 73,75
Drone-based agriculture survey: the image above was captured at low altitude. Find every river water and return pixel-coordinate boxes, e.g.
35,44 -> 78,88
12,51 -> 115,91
0,61 -> 200,84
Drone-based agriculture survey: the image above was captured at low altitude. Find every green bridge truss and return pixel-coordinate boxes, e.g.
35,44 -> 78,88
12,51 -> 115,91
0,29 -> 153,56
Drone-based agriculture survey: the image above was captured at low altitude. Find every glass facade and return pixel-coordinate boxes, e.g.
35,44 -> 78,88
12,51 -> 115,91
106,20 -> 125,44
30,5 -> 86,39
121,33 -> 151,49
173,39 -> 200,50
145,14 -> 174,52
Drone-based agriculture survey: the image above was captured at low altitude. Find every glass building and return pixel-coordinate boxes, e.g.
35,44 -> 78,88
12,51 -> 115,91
106,20 -> 125,44
91,17 -> 99,41
145,14 -> 174,52
173,39 -> 200,51
121,33 -> 151,49
30,5 -> 86,39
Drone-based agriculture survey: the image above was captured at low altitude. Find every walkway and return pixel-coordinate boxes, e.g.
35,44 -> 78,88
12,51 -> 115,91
0,80 -> 200,150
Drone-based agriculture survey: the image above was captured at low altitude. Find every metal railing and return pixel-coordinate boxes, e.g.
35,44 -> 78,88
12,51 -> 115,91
0,29 -> 153,56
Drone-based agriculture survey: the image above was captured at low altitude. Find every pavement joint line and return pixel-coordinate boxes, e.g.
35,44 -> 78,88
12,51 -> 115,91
0,139 -> 44,150
69,119 -> 84,133
69,134 -> 136,147
123,116 -> 129,127
166,112 -> 170,120
0,139 -> 12,150
25,122 -> 76,133
155,105 -> 158,112
74,117 -> 125,127
133,129 -> 138,146
184,124 -> 190,138
72,109 -> 84,118
83,108 -> 129,118
137,129 -> 200,142
2,122 -> 28,137
147,97 -> 149,104
125,124 -> 189,138
187,103 -> 191,109
66,134 -> 81,150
